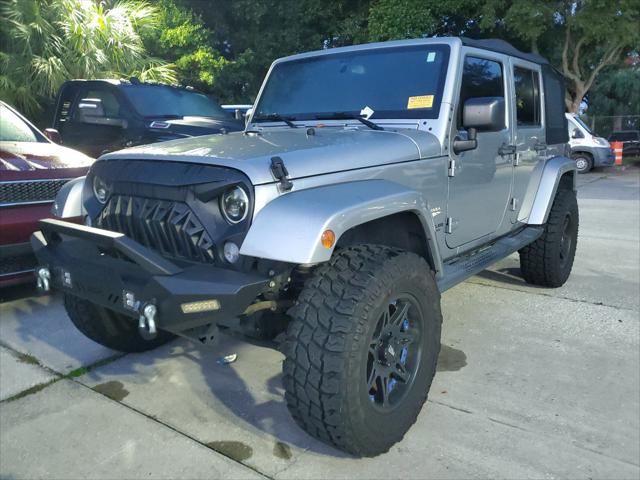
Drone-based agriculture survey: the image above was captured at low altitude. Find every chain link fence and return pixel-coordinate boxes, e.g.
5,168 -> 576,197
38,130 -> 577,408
579,115 -> 640,139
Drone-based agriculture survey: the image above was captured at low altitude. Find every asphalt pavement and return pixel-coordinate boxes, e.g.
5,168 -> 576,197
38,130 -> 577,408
1,168 -> 638,479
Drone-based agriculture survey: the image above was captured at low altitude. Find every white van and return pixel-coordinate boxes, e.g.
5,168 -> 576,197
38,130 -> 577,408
566,113 -> 615,173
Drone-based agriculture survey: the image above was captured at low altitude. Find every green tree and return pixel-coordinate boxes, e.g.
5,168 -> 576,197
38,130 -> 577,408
585,58 -> 640,134
141,0 -> 229,94
0,0 -> 176,116
368,0 -> 482,41
186,0 -> 371,102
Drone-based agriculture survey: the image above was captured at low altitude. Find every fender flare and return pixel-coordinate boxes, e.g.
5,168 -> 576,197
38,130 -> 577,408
527,156 -> 576,225
240,179 -> 441,270
51,176 -> 86,219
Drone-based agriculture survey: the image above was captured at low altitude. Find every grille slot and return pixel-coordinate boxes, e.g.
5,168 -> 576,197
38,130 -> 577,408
97,195 -> 216,264
0,179 -> 72,206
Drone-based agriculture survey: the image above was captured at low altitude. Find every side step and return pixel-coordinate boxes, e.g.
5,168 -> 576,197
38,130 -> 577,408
437,226 -> 543,292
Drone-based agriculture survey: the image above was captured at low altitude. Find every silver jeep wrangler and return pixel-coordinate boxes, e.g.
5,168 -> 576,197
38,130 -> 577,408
33,37 -> 577,456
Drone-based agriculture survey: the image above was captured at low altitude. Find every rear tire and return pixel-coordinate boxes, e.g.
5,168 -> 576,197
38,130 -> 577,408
519,188 -> 579,287
572,153 -> 593,174
282,245 -> 442,456
64,294 -> 175,352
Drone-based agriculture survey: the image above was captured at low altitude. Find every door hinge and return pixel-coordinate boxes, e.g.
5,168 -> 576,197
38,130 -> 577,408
510,198 -> 518,211
445,217 -> 454,234
448,159 -> 456,177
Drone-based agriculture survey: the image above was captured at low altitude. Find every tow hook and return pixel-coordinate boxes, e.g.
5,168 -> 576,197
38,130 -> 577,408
36,267 -> 51,292
138,303 -> 158,340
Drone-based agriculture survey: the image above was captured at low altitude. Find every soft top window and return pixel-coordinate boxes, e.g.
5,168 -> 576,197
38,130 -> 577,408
541,64 -> 568,145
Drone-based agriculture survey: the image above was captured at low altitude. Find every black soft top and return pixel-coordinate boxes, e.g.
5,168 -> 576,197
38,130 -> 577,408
461,37 -> 548,65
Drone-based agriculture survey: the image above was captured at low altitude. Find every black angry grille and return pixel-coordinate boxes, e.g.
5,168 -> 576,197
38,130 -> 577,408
96,194 -> 216,264
0,179 -> 71,206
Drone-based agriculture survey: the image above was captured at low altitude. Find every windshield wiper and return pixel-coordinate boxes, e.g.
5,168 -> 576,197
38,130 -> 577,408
315,112 -> 384,131
253,113 -> 298,128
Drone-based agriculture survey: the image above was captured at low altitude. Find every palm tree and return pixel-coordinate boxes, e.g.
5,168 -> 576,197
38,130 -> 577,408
0,0 -> 176,116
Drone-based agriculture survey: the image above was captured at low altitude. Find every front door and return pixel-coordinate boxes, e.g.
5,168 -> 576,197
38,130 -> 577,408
446,54 -> 513,249
509,60 -> 545,223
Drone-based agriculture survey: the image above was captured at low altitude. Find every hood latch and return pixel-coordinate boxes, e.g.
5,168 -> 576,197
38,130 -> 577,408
270,156 -> 293,193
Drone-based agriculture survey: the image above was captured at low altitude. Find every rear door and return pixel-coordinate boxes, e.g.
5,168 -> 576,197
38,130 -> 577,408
446,52 -> 513,248
509,60 -> 545,223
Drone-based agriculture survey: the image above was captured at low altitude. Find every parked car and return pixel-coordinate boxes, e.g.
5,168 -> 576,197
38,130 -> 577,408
221,104 -> 253,120
0,101 -> 93,287
566,113 -> 614,173
608,130 -> 640,157
33,37 -> 576,456
52,79 -> 243,157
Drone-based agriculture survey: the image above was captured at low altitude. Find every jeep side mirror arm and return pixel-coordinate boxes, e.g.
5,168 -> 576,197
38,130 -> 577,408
453,127 -> 477,154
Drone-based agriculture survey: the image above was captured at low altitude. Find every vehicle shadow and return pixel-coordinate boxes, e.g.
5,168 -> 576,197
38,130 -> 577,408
82,333 -> 349,458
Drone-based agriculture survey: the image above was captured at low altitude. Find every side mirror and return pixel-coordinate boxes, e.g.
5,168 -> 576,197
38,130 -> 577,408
453,97 -> 505,154
43,128 -> 62,144
571,128 -> 584,139
76,98 -> 127,128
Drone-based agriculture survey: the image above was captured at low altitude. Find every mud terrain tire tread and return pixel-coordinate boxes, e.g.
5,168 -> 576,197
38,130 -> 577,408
282,245 -> 442,456
519,188 -> 579,287
64,294 -> 175,352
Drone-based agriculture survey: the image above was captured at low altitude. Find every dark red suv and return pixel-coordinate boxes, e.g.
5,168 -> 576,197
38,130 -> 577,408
0,101 -> 94,286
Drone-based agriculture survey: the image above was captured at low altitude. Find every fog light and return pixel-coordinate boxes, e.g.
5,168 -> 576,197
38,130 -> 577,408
181,299 -> 221,314
223,241 -> 240,263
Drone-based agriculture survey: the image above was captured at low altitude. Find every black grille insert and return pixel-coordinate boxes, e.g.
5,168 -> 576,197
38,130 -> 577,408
96,195 -> 216,264
0,179 -> 72,206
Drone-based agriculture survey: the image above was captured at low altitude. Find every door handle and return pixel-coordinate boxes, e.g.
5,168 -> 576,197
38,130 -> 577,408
498,144 -> 516,156
533,142 -> 547,152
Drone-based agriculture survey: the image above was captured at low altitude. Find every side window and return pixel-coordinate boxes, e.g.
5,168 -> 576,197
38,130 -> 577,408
74,87 -> 122,118
458,56 -> 504,128
514,67 -> 541,126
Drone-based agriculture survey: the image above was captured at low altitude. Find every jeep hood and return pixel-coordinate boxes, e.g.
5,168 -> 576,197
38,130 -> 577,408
100,127 -> 441,185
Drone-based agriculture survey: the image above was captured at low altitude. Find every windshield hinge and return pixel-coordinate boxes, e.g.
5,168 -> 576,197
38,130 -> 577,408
448,159 -> 456,177
270,156 -> 293,193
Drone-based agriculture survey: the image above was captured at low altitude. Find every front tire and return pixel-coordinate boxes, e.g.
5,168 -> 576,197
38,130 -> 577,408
572,153 -> 593,174
282,245 -> 442,456
519,188 -> 579,287
64,294 -> 175,353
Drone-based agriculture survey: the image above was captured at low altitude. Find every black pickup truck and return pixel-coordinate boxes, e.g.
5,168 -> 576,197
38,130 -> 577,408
51,79 -> 243,157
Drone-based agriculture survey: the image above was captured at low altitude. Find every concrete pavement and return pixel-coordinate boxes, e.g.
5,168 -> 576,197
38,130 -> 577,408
1,168 -> 638,479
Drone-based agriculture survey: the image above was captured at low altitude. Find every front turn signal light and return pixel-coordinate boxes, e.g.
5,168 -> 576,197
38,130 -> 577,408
321,230 -> 336,249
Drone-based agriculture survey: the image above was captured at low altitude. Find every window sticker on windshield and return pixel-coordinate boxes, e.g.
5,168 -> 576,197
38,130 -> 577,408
407,95 -> 434,109
426,52 -> 436,62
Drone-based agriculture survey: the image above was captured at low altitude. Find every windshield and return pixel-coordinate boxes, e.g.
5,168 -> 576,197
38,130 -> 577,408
254,44 -> 450,121
121,85 -> 231,119
572,116 -> 593,134
0,104 -> 42,142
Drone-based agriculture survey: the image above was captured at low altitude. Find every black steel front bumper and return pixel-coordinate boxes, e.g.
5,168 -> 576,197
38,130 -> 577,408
31,219 -> 269,334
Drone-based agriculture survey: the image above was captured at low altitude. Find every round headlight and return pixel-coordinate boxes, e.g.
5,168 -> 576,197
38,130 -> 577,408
93,176 -> 110,204
221,186 -> 249,223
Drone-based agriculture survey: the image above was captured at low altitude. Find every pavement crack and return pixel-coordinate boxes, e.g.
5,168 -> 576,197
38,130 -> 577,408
466,279 -> 638,312
75,380 -> 272,479
428,398 -> 473,414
